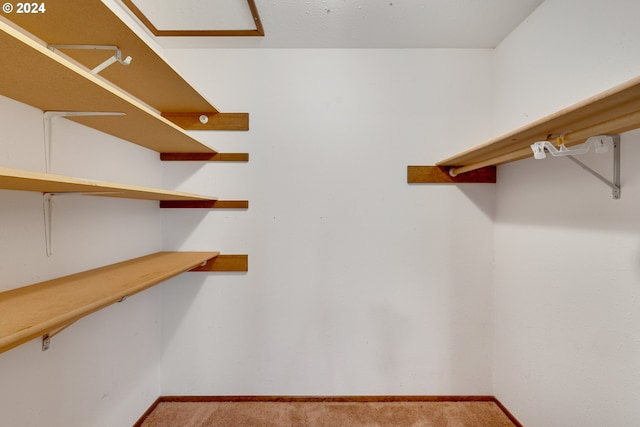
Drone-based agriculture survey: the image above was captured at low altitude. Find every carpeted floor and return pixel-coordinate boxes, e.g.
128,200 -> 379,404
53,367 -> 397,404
137,400 -> 518,427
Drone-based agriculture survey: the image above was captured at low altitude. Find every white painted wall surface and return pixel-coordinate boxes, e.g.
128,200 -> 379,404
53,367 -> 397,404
0,96 -> 164,426
493,0 -> 640,425
17,1 -> 640,420
159,49 -> 497,395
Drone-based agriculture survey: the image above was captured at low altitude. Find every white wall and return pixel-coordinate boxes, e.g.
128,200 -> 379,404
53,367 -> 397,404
493,0 -> 640,425
0,96 -> 164,426
13,1 -> 640,422
159,49 -> 497,395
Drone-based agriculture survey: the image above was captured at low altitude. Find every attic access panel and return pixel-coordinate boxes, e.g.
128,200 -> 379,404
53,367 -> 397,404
122,0 -> 264,36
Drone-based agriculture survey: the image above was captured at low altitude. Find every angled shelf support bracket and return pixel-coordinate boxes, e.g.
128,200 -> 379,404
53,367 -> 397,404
43,111 -> 125,172
42,321 -> 75,351
47,44 -> 132,75
567,135 -> 621,199
41,292 -> 130,351
531,134 -> 621,199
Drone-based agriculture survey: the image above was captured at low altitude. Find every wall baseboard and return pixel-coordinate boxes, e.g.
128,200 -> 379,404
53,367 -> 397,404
493,397 -> 524,427
133,395 -> 523,427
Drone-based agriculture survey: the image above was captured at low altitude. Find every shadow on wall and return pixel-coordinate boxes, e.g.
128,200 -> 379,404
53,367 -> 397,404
445,184 -> 495,393
159,273 -> 212,353
494,129 -> 640,233
458,184 -> 497,222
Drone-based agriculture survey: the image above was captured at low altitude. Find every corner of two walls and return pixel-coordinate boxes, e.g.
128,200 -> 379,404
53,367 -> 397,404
492,0 -> 640,425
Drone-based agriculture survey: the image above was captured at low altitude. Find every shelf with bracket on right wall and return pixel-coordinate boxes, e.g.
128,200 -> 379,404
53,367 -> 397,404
408,75 -> 640,193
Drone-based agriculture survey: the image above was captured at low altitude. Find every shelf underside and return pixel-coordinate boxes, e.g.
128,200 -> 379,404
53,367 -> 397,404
0,19 -> 216,154
437,75 -> 640,173
0,166 -> 216,202
4,0 -> 217,115
0,251 -> 219,354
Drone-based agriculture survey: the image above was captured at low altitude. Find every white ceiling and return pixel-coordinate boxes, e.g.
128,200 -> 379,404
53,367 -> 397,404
118,0 -> 546,49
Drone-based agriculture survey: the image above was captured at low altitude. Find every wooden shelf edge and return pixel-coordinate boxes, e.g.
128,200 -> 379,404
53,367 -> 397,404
160,153 -> 249,162
0,251 -> 219,355
0,166 -> 216,202
160,200 -> 249,209
407,166 -> 496,184
435,74 -> 640,174
162,113 -> 249,131
190,255 -> 249,272
0,19 -> 218,155
5,0 -> 221,114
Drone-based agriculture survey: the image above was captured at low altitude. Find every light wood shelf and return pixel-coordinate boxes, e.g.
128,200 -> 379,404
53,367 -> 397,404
0,166 -> 216,202
410,75 -> 640,181
5,0 -> 248,131
0,251 -> 219,354
6,0 -> 213,114
0,18 -> 216,154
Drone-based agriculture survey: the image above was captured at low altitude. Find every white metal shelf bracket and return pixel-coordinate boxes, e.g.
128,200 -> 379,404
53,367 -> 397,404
43,111 -> 125,173
42,322 -> 75,351
42,191 -> 124,257
43,192 -> 55,257
566,135 -> 621,199
47,44 -> 132,75
531,134 -> 621,199
41,294 -> 129,351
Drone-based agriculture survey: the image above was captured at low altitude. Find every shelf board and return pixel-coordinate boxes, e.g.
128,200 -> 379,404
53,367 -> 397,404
0,19 -> 217,154
0,166 -> 216,202
436,75 -> 640,176
4,0 -> 217,115
5,1 -> 250,131
0,251 -> 219,354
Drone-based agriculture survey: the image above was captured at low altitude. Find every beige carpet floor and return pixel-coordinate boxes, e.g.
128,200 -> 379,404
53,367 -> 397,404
137,400 -> 517,427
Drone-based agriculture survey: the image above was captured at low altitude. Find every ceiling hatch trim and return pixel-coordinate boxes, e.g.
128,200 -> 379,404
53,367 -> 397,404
121,0 -> 264,37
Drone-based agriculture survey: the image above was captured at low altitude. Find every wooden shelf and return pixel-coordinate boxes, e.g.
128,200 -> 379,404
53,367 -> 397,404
413,75 -> 640,179
0,251 -> 219,354
0,2 -> 250,358
0,166 -> 216,202
0,19 -> 216,154
4,0 -> 248,131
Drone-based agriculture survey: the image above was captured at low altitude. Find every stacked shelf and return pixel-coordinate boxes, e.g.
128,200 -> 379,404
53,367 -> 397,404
0,19 -> 216,154
5,0 -> 249,132
0,3 -> 250,354
409,75 -> 640,182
